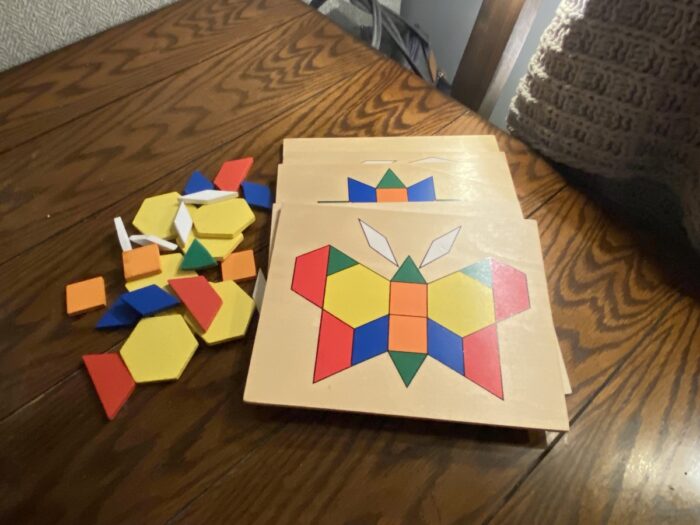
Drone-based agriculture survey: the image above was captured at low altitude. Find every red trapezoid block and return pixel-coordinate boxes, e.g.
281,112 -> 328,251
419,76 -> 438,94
83,354 -> 136,420
463,324 -> 503,399
490,259 -> 530,321
168,276 -> 223,331
292,245 -> 330,307
314,311 -> 354,382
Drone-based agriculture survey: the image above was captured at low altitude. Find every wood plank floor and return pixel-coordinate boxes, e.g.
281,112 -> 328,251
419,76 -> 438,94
1,1 -> 697,523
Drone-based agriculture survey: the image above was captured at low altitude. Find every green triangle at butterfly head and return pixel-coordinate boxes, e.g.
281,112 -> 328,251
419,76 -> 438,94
461,259 -> 493,287
377,169 -> 405,189
327,246 -> 358,275
181,239 -> 217,270
389,351 -> 426,386
391,256 -> 425,283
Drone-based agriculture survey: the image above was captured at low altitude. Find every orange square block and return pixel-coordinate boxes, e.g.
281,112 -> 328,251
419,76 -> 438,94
66,276 -> 106,316
389,315 -> 427,353
122,244 -> 161,281
221,249 -> 256,282
376,188 -> 408,202
390,282 -> 427,316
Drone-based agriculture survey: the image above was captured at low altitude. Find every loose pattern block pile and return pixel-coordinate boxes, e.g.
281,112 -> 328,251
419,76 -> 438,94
65,157 -> 269,420
245,136 -> 571,432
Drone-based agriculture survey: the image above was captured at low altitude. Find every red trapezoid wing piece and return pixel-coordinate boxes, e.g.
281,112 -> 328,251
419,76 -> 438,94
314,311 -> 354,382
292,245 -> 330,307
463,324 -> 503,399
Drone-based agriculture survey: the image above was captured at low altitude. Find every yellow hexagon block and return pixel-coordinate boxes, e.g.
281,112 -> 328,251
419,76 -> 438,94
125,253 -> 196,291
132,192 -> 184,240
120,314 -> 198,383
193,198 -> 254,239
187,281 -> 254,345
177,231 -> 244,261
324,265 -> 389,328
428,271 -> 494,336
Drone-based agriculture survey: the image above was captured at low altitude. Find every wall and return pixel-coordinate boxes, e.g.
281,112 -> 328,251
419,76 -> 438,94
401,0 -> 561,131
400,0 -> 484,83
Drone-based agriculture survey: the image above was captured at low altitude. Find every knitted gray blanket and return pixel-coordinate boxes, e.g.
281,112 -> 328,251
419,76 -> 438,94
508,0 -> 699,250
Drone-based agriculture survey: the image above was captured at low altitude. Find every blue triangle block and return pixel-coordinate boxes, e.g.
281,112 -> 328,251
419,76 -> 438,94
352,315 -> 389,365
427,319 -> 464,375
96,295 -> 141,329
407,177 -> 436,202
461,259 -> 493,287
240,181 -> 272,209
122,285 -> 180,316
347,178 -> 377,203
183,171 -> 214,195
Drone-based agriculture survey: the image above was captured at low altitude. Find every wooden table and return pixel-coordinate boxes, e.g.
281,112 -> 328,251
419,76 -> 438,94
1,1 -> 698,523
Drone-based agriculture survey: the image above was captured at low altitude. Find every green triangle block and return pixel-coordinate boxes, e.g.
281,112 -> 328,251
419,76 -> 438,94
461,259 -> 493,287
181,239 -> 217,270
377,169 -> 405,189
389,351 -> 427,386
327,246 -> 358,275
391,256 -> 425,283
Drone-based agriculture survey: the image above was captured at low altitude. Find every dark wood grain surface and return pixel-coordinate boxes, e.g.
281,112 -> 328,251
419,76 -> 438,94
1,1 -> 697,523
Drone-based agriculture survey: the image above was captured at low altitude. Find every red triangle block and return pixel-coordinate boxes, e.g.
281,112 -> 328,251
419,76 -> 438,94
168,276 -> 223,331
214,157 -> 254,191
83,354 -> 135,420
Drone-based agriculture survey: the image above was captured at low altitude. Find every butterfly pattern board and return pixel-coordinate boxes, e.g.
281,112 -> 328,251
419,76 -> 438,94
245,204 -> 569,431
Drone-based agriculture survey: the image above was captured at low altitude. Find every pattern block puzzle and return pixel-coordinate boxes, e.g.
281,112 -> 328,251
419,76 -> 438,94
214,157 -> 253,191
181,239 -> 217,270
183,171 -> 214,195
193,198 -> 255,239
125,253 -> 196,291
132,192 -> 182,240
122,285 -> 180,316
169,276 -> 222,331
96,295 -> 141,329
178,231 -> 243,261
83,354 -> 135,420
66,276 -> 106,316
120,314 -> 198,383
240,181 -> 272,210
186,281 -> 254,345
122,243 -> 161,281
221,249 -> 256,282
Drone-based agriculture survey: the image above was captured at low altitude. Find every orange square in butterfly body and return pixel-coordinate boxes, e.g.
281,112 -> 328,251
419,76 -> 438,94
66,276 -> 106,315
376,188 -> 408,202
122,244 -> 161,281
390,282 -> 427,317
221,249 -> 256,281
389,315 -> 427,353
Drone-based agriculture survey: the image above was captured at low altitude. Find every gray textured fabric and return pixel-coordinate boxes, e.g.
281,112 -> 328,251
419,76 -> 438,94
0,0 -> 178,71
508,0 -> 700,250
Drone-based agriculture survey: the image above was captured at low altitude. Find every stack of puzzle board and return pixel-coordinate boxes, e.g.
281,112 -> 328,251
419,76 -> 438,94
245,136 -> 572,432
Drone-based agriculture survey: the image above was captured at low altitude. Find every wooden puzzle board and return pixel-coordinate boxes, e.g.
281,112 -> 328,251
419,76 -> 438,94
246,204 -> 569,431
267,203 -> 572,394
282,135 -> 499,161
267,204 -> 572,395
281,150 -> 505,165
276,161 -> 522,216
